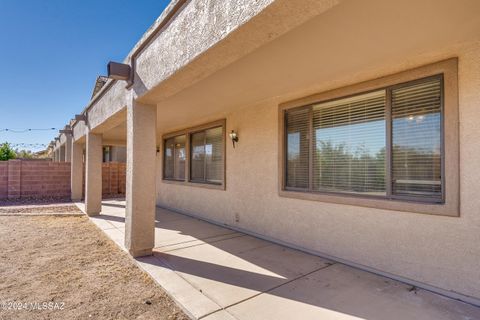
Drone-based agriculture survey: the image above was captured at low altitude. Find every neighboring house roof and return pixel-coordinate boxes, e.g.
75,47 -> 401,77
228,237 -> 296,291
34,149 -> 49,158
91,76 -> 108,99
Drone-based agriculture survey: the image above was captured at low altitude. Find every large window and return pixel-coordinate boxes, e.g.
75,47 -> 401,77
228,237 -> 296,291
285,75 -> 443,203
163,120 -> 225,188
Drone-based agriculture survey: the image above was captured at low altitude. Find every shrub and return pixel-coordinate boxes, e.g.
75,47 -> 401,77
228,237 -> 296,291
0,142 -> 16,161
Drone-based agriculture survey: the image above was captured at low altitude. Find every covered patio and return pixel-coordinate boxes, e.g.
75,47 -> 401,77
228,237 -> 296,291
55,0 -> 480,306
75,200 -> 480,320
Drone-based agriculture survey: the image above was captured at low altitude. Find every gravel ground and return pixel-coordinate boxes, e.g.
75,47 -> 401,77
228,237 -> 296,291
0,214 -> 188,320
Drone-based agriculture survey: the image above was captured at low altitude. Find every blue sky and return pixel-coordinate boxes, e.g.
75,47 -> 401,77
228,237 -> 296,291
0,0 -> 170,151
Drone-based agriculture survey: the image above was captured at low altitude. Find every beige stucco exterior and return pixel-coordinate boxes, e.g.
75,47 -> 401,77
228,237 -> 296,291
51,0 -> 480,305
155,40 -> 480,302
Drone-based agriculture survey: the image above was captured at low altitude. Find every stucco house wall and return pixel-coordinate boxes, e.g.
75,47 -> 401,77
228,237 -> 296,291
156,40 -> 480,301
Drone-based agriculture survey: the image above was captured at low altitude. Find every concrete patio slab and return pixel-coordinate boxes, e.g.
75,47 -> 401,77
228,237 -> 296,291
89,216 -> 118,230
76,200 -> 480,320
102,227 -> 126,251
155,234 -> 332,308
156,207 -> 192,223
201,310 -> 237,320
156,233 -> 247,253
224,264 -> 480,320
96,215 -> 125,229
136,255 -> 222,319
154,216 -> 239,249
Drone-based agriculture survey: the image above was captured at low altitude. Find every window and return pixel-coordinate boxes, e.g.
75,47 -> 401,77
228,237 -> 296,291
164,135 -> 186,181
391,80 -> 442,200
103,146 -> 111,162
284,75 -> 443,203
190,127 -> 224,184
162,120 -> 225,188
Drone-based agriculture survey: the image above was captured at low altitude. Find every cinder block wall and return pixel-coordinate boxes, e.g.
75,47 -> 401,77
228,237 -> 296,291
0,162 -> 8,198
20,161 -> 70,198
118,163 -> 126,194
101,162 -> 126,198
0,160 -> 71,199
0,160 -> 126,200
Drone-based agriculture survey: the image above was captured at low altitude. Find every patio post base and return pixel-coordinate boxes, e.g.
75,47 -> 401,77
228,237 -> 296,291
129,248 -> 153,258
86,212 -> 100,217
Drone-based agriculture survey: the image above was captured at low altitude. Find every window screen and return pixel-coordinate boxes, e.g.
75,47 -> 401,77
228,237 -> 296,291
284,75 -> 443,203
164,135 -> 186,180
190,126 -> 223,184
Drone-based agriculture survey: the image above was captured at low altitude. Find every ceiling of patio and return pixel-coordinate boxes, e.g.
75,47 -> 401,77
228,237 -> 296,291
101,121 -> 127,145
151,0 -> 480,134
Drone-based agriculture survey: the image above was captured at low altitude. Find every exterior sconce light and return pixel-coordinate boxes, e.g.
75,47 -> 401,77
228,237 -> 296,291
229,130 -> 239,148
107,61 -> 131,81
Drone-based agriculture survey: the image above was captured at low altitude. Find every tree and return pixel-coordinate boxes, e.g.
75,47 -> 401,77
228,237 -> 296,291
0,142 -> 16,161
16,149 -> 33,159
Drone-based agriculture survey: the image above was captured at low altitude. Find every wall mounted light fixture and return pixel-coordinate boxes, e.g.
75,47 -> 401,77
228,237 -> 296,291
229,130 -> 239,148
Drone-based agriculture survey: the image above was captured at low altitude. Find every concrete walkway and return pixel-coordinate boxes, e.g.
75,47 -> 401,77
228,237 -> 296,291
77,199 -> 480,320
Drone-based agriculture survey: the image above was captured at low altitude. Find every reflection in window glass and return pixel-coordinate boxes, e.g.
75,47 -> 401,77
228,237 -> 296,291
312,90 -> 386,195
286,109 -> 309,189
191,127 -> 223,184
190,131 -> 206,181
392,79 -> 442,200
164,135 -> 186,180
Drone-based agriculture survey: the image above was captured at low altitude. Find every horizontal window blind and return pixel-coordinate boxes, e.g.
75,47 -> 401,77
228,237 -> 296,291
191,126 -> 224,184
284,74 -> 444,203
205,127 -> 223,183
312,90 -> 386,195
286,108 -> 310,189
392,78 -> 442,200
190,131 -> 206,181
164,135 -> 186,180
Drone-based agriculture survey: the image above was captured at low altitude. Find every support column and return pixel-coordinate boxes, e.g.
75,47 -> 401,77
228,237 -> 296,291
59,146 -> 66,162
125,100 -> 157,257
65,135 -> 72,162
85,131 -> 102,216
71,141 -> 84,201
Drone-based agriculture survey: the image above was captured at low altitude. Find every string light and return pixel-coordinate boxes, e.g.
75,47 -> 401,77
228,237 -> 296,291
9,143 -> 48,147
0,128 -> 58,133
0,128 -> 59,151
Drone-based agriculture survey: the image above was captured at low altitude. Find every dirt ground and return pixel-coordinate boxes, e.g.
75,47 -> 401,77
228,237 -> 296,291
0,213 -> 188,320
0,204 -> 82,215
0,197 -> 74,207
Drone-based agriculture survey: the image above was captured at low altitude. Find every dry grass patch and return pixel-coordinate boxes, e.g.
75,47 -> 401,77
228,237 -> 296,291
0,214 -> 188,320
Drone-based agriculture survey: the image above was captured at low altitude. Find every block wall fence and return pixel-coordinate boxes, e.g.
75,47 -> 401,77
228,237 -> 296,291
0,160 -> 125,200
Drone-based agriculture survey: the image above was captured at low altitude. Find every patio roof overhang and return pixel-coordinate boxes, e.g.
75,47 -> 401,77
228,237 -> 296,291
68,0 -> 480,143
